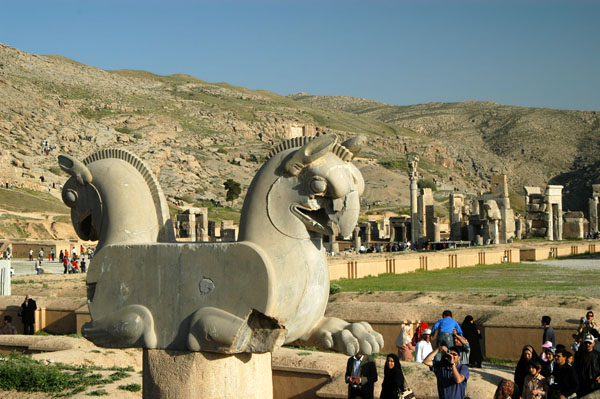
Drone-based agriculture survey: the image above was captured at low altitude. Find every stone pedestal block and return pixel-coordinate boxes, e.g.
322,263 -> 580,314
143,349 -> 273,399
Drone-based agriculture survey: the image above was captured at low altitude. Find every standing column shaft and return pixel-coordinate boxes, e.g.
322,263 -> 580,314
593,197 -> 598,233
546,205 -> 553,241
410,179 -> 419,243
143,349 -> 273,399
407,154 -> 420,244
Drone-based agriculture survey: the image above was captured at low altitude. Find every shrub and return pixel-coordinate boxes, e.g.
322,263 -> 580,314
224,179 -> 241,204
0,352 -> 76,392
49,166 -> 65,176
118,383 -> 142,392
417,178 -> 437,191
329,283 -> 341,295
378,159 -> 406,170
87,389 -> 108,396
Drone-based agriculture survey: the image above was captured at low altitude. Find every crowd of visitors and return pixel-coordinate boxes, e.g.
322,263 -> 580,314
375,310 -> 600,399
357,240 -> 462,254
494,313 -> 600,399
26,245 -> 92,274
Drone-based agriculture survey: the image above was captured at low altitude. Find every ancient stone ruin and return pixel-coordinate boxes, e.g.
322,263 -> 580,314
450,175 -> 515,244
174,207 -> 209,241
589,184 -> 600,235
524,185 -> 564,240
408,153 -> 420,243
563,211 -> 585,239
58,136 -> 383,397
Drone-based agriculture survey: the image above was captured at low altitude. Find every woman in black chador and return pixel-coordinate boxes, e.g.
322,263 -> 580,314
380,353 -> 406,399
19,294 -> 37,335
461,315 -> 483,368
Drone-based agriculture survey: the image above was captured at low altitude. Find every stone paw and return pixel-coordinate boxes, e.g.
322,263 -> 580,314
83,304 -> 157,348
306,317 -> 384,356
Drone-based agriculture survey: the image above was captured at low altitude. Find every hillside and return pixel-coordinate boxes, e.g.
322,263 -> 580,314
0,43 -> 599,239
290,94 -> 600,213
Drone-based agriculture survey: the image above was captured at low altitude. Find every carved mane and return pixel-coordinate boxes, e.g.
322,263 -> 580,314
82,148 -> 171,233
266,134 -> 354,162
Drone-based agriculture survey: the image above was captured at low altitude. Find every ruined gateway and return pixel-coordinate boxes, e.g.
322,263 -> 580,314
58,134 -> 383,355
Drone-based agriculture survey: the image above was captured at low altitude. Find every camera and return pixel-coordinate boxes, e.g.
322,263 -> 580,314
441,352 -> 453,365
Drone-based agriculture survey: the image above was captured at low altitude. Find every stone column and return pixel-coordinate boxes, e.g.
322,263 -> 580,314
189,213 -> 196,241
353,226 -> 361,251
449,193 -> 463,241
491,220 -> 499,244
433,218 -> 441,242
467,225 -> 475,243
590,198 -> 598,234
407,154 -> 420,244
546,204 -> 553,241
594,197 -> 599,233
143,349 -> 273,399
556,203 -> 563,241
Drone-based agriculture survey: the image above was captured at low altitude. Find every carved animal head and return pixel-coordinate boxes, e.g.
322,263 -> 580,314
58,154 -> 102,241
265,134 -> 365,239
58,149 -> 174,248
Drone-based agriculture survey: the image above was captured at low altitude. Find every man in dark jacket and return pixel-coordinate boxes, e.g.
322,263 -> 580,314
19,294 -> 37,335
345,351 -> 378,399
550,349 -> 578,399
574,334 -> 600,397
542,315 -> 556,347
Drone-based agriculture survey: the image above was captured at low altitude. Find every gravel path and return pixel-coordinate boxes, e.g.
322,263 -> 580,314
526,256 -> 600,270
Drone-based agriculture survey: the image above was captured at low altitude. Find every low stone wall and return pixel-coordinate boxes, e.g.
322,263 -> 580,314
329,247 -> 523,280
0,297 -> 87,334
329,242 -> 600,280
272,366 -> 330,399
520,242 -> 597,261
485,325 -> 576,359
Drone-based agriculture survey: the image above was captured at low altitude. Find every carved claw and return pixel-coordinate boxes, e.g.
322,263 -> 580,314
82,305 -> 157,349
187,307 -> 286,354
304,317 -> 384,356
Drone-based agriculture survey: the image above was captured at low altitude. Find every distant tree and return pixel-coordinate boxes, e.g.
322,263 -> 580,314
417,178 -> 437,191
223,179 -> 241,206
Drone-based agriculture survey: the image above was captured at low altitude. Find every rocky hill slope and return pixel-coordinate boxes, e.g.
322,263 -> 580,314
290,94 -> 600,213
0,42 -> 599,240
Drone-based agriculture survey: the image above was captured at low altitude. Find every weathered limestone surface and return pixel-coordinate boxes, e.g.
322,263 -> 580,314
589,184 -> 600,234
407,154 -> 419,243
0,260 -> 10,296
175,207 -> 209,241
563,211 -> 584,239
143,349 -> 272,399
525,184 -> 564,240
451,175 -> 515,244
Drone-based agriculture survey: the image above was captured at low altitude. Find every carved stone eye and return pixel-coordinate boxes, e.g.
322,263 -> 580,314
309,177 -> 327,195
63,189 -> 78,207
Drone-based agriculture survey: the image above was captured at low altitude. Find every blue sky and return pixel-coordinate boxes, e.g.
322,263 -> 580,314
2,0 -> 599,110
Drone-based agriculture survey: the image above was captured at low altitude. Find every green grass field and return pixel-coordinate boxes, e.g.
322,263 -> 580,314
333,261 -> 600,297
0,188 -> 69,214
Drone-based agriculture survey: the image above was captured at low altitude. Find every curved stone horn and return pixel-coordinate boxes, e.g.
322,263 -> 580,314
58,154 -> 93,185
284,134 -> 338,176
341,135 -> 366,158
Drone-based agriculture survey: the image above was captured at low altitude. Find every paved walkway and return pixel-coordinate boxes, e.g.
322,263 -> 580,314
9,258 -> 86,276
526,256 -> 600,270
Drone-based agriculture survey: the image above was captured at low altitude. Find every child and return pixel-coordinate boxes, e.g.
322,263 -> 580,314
522,359 -> 548,399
